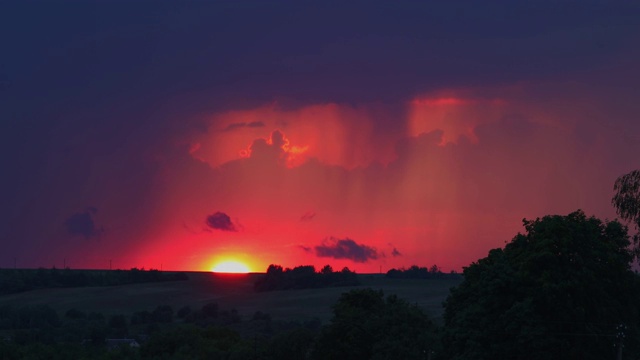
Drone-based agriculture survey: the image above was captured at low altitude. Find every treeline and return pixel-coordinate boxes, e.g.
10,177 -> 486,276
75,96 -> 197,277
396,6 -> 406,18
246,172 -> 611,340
254,264 -> 359,292
0,268 -> 188,295
0,298 -> 323,359
386,264 -> 448,279
0,288 -> 431,359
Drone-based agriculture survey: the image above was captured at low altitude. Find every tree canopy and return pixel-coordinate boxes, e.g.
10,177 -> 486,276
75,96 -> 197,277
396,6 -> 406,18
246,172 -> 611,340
613,169 -> 640,252
312,288 -> 439,360
442,210 -> 640,360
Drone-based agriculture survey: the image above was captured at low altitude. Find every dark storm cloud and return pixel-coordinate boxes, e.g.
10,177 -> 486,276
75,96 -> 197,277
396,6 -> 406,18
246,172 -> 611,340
315,238 -> 378,263
223,121 -> 265,132
64,207 -> 102,239
205,212 -> 237,232
300,211 -> 316,222
4,1 -> 638,112
246,130 -> 289,164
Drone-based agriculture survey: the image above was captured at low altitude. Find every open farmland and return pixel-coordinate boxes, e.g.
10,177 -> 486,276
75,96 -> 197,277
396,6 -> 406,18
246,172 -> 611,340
0,272 -> 462,323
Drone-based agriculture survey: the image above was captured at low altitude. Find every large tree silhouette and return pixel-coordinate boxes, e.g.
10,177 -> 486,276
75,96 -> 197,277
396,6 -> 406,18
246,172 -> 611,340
441,210 -> 640,360
312,288 -> 439,359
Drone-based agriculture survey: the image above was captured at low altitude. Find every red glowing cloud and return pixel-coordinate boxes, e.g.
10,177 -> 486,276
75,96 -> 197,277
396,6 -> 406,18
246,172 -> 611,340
243,129 -> 309,168
408,92 -> 507,144
188,103 -> 396,169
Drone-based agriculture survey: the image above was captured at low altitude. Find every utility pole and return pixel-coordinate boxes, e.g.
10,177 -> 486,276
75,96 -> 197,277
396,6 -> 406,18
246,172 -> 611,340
616,324 -> 626,360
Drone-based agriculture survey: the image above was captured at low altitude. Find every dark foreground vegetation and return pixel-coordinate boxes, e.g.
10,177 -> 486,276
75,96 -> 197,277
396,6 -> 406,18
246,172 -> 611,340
0,268 -> 188,295
254,264 -> 359,292
0,287 -> 433,359
442,210 -> 640,359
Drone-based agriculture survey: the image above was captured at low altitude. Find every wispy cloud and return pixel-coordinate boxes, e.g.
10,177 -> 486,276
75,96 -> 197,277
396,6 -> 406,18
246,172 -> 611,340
300,211 -> 316,222
222,121 -> 265,132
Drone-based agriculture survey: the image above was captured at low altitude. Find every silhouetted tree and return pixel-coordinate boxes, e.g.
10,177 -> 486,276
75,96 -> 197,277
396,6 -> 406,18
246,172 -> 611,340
613,169 -> 640,254
313,288 -> 438,359
177,306 -> 191,319
320,265 -> 333,274
268,327 -> 316,360
386,264 -> 443,279
201,302 -> 219,319
64,308 -> 86,319
131,310 -> 152,325
140,325 -> 249,359
442,210 -> 640,360
152,305 -> 173,323
255,264 -> 359,291
108,314 -> 128,337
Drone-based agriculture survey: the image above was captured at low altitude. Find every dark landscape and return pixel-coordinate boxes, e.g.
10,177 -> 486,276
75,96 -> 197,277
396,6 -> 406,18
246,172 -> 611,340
0,270 -> 461,323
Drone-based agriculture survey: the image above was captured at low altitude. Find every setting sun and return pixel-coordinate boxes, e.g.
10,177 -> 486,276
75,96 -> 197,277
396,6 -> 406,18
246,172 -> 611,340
211,261 -> 251,273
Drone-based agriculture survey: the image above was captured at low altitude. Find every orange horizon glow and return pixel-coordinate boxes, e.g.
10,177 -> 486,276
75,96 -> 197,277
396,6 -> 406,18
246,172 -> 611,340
211,260 -> 251,273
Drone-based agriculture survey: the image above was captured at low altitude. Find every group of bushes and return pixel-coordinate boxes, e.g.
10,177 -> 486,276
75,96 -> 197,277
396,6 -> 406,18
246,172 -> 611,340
254,264 -> 359,292
385,264 -> 447,279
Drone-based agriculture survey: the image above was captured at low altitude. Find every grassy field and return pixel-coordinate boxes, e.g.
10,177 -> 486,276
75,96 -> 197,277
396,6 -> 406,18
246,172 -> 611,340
0,272 -> 462,324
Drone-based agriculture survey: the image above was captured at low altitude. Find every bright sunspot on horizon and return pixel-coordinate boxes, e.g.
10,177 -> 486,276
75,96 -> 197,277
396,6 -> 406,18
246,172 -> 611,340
211,261 -> 251,273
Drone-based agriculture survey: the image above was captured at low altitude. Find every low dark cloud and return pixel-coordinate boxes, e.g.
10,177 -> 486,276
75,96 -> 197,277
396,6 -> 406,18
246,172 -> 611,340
223,121 -> 265,132
315,237 -> 378,263
300,211 -> 316,222
205,212 -> 238,232
64,207 -> 102,239
299,245 -> 312,253
391,248 -> 402,257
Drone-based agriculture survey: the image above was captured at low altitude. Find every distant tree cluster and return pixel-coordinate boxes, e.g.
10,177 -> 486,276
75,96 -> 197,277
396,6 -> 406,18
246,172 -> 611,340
386,264 -> 444,279
0,268 -> 188,295
254,265 -> 359,292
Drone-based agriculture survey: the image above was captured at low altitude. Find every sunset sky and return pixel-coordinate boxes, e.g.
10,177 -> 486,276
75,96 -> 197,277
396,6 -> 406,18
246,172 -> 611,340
1,1 -> 639,273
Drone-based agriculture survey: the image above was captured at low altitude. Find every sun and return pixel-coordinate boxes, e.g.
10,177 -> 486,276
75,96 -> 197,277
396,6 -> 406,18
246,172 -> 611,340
211,260 -> 250,273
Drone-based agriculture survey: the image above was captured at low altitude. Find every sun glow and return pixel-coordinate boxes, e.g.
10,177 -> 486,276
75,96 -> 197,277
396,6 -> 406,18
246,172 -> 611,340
211,261 -> 251,273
